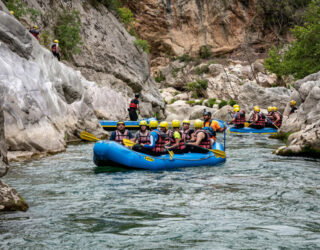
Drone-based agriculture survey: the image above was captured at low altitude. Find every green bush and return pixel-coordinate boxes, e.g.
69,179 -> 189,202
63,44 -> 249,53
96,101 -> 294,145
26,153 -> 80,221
6,0 -> 27,19
187,79 -> 208,98
195,65 -> 209,75
218,100 -> 228,109
29,8 -> 41,23
170,98 -> 177,104
39,31 -> 52,49
117,7 -> 133,26
177,53 -> 193,63
54,9 -> 82,60
187,100 -> 195,105
229,99 -> 237,107
134,39 -> 150,53
198,45 -> 212,59
264,0 -> 320,79
171,68 -> 180,77
154,70 -> 165,83
206,98 -> 216,108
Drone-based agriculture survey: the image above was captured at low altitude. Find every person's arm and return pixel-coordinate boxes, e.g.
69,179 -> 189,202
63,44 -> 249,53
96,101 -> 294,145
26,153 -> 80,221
273,113 -> 280,124
144,132 -> 158,148
188,132 -> 205,146
109,131 -> 116,141
167,132 -> 181,149
136,100 -> 139,110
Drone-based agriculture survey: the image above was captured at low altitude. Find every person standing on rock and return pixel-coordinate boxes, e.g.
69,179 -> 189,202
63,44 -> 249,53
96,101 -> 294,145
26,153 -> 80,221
133,120 -> 150,144
249,106 -> 265,129
289,100 -> 297,116
51,40 -> 60,61
110,121 -> 133,145
128,94 -> 140,121
29,25 -> 40,40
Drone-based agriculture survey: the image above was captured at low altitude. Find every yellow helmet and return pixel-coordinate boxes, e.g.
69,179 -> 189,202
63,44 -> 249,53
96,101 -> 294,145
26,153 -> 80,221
273,106 -> 278,112
149,120 -> 158,128
159,121 -> 169,130
54,39 -> 59,43
194,119 -> 203,129
267,106 -> 273,112
233,104 -> 240,108
234,107 -> 240,112
171,119 -> 180,128
9,11 -> 14,15
33,25 -> 38,29
290,100 -> 296,106
139,120 -> 147,126
182,119 -> 190,124
253,106 -> 260,112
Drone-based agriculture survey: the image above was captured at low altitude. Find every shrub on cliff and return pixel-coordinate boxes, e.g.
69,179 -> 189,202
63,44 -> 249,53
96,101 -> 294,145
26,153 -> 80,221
6,0 -> 40,21
54,10 -> 82,60
198,45 -> 212,59
264,0 -> 320,79
134,39 -> 150,54
187,79 -> 208,98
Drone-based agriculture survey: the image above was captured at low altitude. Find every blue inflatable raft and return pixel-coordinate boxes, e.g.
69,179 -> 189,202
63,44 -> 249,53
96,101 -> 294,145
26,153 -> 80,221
93,141 -> 226,171
227,127 -> 277,135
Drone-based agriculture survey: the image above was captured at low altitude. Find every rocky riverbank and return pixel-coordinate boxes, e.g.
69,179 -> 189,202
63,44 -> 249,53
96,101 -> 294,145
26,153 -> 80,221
274,72 -> 320,158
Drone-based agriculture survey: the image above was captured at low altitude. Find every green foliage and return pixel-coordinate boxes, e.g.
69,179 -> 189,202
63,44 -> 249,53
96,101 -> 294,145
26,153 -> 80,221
39,31 -> 52,49
186,100 -> 195,105
186,99 -> 203,106
29,8 -> 41,23
171,68 -> 180,77
170,98 -> 177,104
206,98 -> 216,108
154,70 -> 165,83
91,0 -> 122,11
134,39 -> 150,53
218,100 -> 228,109
174,91 -> 179,96
117,7 -> 133,26
54,9 -> 82,60
229,99 -> 237,107
177,53 -> 193,63
198,45 -> 212,59
187,79 -> 208,98
195,65 -> 209,75
6,0 -> 27,19
264,0 -> 320,79
256,0 -> 311,34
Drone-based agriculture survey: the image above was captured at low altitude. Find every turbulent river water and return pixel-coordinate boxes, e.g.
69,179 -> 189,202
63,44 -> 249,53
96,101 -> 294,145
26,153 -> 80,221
0,134 -> 319,249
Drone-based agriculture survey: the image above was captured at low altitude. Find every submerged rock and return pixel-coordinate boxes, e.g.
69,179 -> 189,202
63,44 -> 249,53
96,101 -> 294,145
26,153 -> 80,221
275,71 -> 320,158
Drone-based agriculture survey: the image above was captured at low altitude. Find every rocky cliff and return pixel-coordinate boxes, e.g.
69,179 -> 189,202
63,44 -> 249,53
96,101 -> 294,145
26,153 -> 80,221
0,1 -> 164,161
275,72 -> 320,158
129,0 -> 274,68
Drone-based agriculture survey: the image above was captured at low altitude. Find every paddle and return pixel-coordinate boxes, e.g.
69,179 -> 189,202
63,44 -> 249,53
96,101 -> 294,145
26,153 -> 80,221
122,139 -> 174,160
80,131 -> 100,142
186,144 -> 226,158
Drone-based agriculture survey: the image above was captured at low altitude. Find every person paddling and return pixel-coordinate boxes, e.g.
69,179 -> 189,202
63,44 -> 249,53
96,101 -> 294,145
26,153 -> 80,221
166,120 -> 186,154
29,25 -> 40,40
128,93 -> 140,121
265,106 -> 274,128
110,121 -> 133,145
181,119 -> 194,143
271,107 -> 282,129
229,107 -> 246,128
133,120 -> 167,156
51,40 -> 60,61
133,120 -> 150,144
249,106 -> 265,129
188,120 -> 212,149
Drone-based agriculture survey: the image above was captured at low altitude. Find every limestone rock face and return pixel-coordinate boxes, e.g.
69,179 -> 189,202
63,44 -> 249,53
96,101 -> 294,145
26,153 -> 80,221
0,180 -> 28,212
0,9 -> 163,161
275,72 -> 320,157
129,0 -> 260,67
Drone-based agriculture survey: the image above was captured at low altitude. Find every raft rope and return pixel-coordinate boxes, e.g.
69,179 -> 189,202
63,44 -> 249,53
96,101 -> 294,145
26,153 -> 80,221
133,151 -> 215,161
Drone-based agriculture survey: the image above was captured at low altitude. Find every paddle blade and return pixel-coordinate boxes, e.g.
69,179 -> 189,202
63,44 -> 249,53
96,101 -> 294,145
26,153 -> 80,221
208,149 -> 226,159
168,150 -> 174,160
123,139 -> 136,147
244,122 -> 250,127
80,131 -> 100,142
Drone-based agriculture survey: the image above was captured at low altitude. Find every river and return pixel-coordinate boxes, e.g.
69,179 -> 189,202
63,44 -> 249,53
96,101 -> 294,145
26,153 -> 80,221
1,134 -> 319,249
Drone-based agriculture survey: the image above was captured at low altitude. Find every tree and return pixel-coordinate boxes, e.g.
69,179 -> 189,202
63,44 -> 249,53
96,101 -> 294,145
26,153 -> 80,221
264,0 -> 320,79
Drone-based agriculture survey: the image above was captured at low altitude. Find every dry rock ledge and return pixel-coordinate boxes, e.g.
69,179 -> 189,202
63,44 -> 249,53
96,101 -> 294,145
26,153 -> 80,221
274,72 -> 320,158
